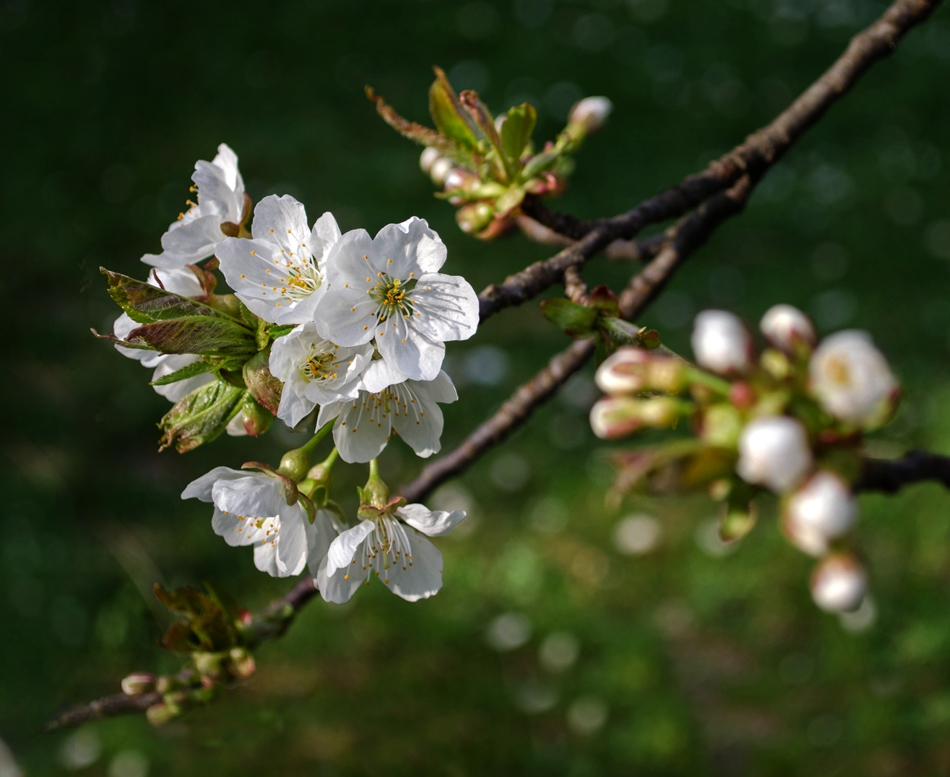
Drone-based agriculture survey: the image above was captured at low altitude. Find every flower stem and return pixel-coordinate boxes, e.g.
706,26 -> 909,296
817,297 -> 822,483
300,420 -> 334,455
320,447 -> 340,471
685,367 -> 732,395
368,458 -> 380,480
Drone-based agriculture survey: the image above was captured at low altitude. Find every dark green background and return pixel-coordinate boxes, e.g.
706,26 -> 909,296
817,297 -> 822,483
4,0 -> 950,774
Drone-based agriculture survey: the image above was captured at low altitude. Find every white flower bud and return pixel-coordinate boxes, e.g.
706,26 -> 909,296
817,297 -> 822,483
691,310 -> 754,375
420,147 -> 441,175
787,471 -> 857,541
811,553 -> 868,612
569,96 -> 613,134
760,304 -> 816,353
595,348 -> 652,395
736,416 -> 813,493
429,157 -> 453,187
590,397 -> 642,439
809,330 -> 898,425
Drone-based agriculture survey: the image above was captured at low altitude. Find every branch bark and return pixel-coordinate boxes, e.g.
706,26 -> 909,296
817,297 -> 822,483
857,450 -> 950,494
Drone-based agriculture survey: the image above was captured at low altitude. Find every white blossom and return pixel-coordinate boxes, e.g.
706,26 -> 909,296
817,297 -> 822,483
317,371 -> 458,463
182,467 -> 315,577
315,217 -> 478,383
217,195 -> 341,325
144,143 -> 246,269
113,267 -> 213,402
811,553 -> 868,613
736,416 -> 813,493
782,471 -> 857,557
268,322 -> 374,428
691,309 -> 754,375
569,96 -> 613,134
809,330 -> 897,425
760,304 -> 816,352
323,502 -> 466,602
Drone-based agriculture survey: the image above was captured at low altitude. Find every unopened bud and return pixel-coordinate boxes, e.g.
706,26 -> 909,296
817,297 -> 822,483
241,395 -> 273,437
691,310 -> 755,375
229,647 -> 257,679
728,381 -> 757,411
456,202 -> 494,235
419,147 -> 441,175
785,471 -> 857,551
429,157 -> 453,187
590,396 -> 682,439
760,304 -> 816,353
145,702 -> 179,726
120,673 -> 156,697
444,168 -> 478,192
811,553 -> 868,612
568,96 -> 613,134
809,330 -> 898,426
736,416 -> 813,493
595,348 -> 652,395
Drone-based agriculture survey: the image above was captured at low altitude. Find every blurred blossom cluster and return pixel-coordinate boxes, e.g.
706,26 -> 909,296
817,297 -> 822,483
591,303 -> 900,614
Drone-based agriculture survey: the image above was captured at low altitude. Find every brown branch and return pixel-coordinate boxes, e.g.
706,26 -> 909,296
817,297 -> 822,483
46,691 -> 164,731
857,450 -> 950,494
486,0 -> 942,319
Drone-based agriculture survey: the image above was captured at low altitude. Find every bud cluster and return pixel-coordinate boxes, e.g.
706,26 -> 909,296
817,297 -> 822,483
370,67 -> 611,239
591,304 -> 901,614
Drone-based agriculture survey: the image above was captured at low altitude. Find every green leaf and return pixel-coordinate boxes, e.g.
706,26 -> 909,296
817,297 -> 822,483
429,67 -> 482,152
521,150 -> 561,180
126,316 -> 256,357
242,350 -> 283,415
541,298 -> 598,338
102,268 -> 240,325
495,186 -> 526,216
501,103 -> 537,165
150,360 -> 216,386
159,380 -> 246,452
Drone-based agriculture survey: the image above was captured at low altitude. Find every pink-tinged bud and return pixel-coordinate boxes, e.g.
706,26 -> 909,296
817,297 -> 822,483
760,304 -> 816,353
229,647 -> 257,679
456,203 -> 494,235
809,330 -> 898,426
145,703 -> 179,726
811,553 -> 868,612
121,673 -> 156,697
590,397 -> 642,439
595,348 -> 652,395
691,310 -> 755,375
444,168 -> 478,192
737,416 -> 813,493
429,157 -> 453,188
419,147 -> 441,175
568,96 -> 613,134
728,381 -> 757,411
785,471 -> 857,547
781,511 -> 830,557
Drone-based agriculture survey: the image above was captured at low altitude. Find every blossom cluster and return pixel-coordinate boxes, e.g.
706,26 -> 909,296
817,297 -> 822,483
107,144 -> 477,602
591,304 -> 900,615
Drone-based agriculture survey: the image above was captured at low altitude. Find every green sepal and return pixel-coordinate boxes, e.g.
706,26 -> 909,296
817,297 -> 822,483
242,350 -> 283,415
102,268 -> 240,325
541,297 -> 598,338
159,380 -> 246,453
150,360 -> 216,387
429,66 -> 482,153
126,316 -> 257,357
500,102 -> 537,165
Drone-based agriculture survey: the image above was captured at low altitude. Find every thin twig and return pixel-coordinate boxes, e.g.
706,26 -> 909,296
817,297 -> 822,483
857,450 -> 950,494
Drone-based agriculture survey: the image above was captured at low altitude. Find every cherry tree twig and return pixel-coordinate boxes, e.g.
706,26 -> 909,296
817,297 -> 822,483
48,0 -> 944,731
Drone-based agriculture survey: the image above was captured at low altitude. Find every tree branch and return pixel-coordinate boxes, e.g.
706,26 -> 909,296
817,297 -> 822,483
857,450 -> 950,494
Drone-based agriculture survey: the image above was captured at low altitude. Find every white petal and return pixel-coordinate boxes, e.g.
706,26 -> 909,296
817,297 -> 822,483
275,504 -> 309,576
391,386 -> 444,458
412,370 -> 458,404
155,215 -> 224,266
313,287 -> 377,345
324,229 -> 380,289
211,474 -> 284,518
150,266 -> 206,298
181,467 -> 244,501
373,217 -> 446,277
211,506 -> 257,547
376,316 -> 444,382
410,273 -> 479,342
396,504 -> 466,537
382,525 -> 443,601
316,555 -> 366,604
211,143 -> 244,201
193,160 -> 239,219
326,520 -> 375,576
251,194 -> 309,242
114,313 -> 154,362
253,541 -> 281,576
359,358 -> 409,393
150,354 -> 213,403
310,212 -> 342,268
329,393 -> 392,464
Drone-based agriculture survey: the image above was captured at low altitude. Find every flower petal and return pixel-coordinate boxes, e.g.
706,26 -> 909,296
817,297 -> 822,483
211,474 -> 284,518
391,382 -> 444,458
324,229 -> 380,289
396,504 -> 466,537
155,214 -> 224,266
251,194 -> 309,242
151,354 -> 214,403
275,504 -> 309,576
359,358 -> 409,393
326,520 -> 375,576
376,315 -> 445,382
328,393 -> 392,464
373,217 -> 446,277
311,212 -> 342,269
253,541 -> 281,576
382,525 -> 443,601
182,466 -> 244,501
313,286 -> 377,345
410,273 -> 479,342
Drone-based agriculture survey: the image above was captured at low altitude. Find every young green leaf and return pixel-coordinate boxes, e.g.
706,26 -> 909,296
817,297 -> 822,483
159,380 -> 246,452
541,298 -> 598,338
150,360 -> 216,387
429,67 -> 482,152
102,269 -> 241,325
500,103 -> 537,165
126,317 -> 257,357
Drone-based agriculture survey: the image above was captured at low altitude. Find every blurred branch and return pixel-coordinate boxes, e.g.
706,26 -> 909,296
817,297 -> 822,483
857,450 -> 950,494
480,0 -> 942,321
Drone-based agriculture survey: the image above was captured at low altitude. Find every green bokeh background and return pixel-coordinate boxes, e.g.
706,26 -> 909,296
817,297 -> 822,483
4,0 -> 950,774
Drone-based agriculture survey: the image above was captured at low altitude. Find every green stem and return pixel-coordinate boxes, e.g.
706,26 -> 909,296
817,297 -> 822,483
685,367 -> 732,395
368,458 -> 380,480
299,420 -> 334,455
320,447 -> 340,471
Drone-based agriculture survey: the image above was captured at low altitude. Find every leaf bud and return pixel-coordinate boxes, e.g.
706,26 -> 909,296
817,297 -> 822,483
810,552 -> 868,612
760,304 -> 816,354
691,310 -> 755,376
568,96 -> 613,135
120,673 -> 156,697
736,416 -> 813,493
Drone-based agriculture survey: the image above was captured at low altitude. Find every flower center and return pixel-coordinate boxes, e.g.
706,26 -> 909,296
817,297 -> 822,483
344,515 -> 414,586
826,356 -> 851,387
300,346 -> 340,384
369,275 -> 416,322
279,264 -> 322,302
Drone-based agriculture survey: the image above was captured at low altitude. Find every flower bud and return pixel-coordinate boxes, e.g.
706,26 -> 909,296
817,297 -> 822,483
736,416 -> 813,493
760,304 -> 816,353
809,330 -> 898,426
590,397 -> 642,439
429,157 -> 453,188
228,647 -> 257,679
444,168 -> 478,192
241,395 -> 274,437
568,96 -> 613,134
146,702 -> 180,726
810,553 -> 868,612
595,348 -> 652,395
419,147 -> 441,175
120,673 -> 156,697
456,202 -> 494,235
785,471 -> 857,547
691,310 -> 755,375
